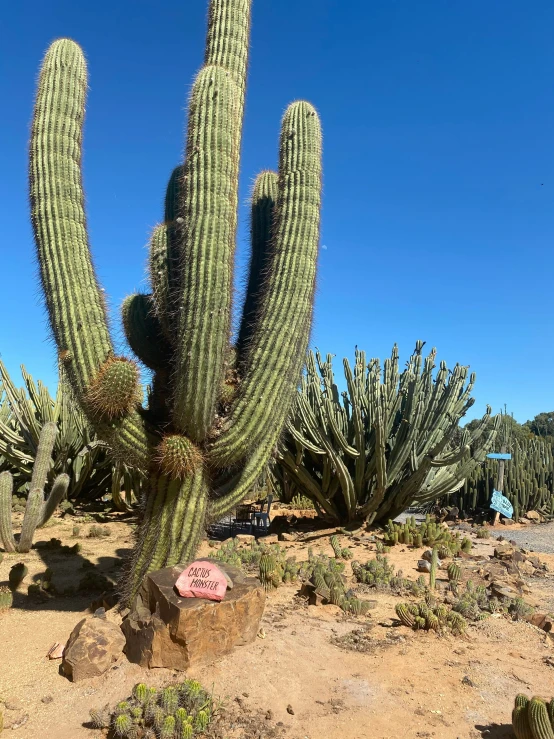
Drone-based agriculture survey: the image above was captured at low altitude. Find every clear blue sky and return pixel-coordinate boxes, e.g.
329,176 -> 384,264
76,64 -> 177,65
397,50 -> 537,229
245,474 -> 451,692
1,0 -> 552,425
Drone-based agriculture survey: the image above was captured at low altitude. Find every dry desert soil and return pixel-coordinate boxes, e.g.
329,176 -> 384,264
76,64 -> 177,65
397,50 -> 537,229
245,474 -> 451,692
1,507 -> 554,739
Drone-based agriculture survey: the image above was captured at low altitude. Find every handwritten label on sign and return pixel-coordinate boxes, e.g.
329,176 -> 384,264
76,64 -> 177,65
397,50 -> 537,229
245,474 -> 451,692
175,561 -> 228,602
490,489 -> 514,519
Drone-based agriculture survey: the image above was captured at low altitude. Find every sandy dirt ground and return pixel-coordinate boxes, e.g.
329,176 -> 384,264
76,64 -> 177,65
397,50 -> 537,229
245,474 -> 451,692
1,510 -> 554,739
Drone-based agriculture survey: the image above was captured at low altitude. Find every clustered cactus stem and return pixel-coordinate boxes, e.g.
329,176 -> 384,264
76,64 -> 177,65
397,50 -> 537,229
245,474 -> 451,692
27,0 -> 322,602
0,422 -> 69,553
274,344 -> 499,525
512,694 -> 554,739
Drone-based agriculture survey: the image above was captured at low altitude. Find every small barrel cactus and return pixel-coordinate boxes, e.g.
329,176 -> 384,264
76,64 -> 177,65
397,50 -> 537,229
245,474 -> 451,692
0,586 -> 13,610
9,562 -> 28,590
396,603 -> 415,628
447,562 -> 461,583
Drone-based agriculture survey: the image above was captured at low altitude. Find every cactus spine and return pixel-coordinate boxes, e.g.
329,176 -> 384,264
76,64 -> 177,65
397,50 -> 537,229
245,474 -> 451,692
0,423 -> 69,553
27,0 -> 322,602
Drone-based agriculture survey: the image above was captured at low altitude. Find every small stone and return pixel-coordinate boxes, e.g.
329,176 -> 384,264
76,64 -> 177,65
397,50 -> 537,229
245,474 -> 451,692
235,534 -> 256,543
93,607 -> 106,619
265,709 -> 274,720
525,511 -> 541,522
501,518 -> 514,525
286,704 -> 295,715
258,534 -> 279,544
41,696 -> 53,704
462,676 -> 476,687
61,617 -> 125,681
278,533 -> 296,542
417,560 -> 432,573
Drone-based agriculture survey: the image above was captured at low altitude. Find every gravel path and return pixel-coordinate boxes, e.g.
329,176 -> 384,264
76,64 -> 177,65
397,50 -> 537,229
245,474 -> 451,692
499,522 -> 554,553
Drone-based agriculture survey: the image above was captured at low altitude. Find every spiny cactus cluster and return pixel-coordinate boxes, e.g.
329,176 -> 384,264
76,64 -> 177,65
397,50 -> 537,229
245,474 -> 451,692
90,679 -> 213,738
0,422 -> 69,554
274,344 -> 499,526
351,555 -> 395,588
213,539 -> 300,587
289,494 -> 315,510
330,535 -> 353,560
88,525 -> 110,538
449,580 -> 533,622
382,516 -> 472,554
395,601 -> 467,635
475,526 -> 491,539
512,694 -> 554,739
306,557 -> 372,616
27,0 -> 322,601
258,550 -> 300,591
352,556 -> 429,597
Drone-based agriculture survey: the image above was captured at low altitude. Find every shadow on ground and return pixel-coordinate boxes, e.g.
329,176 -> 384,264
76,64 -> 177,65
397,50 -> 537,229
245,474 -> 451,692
475,723 -> 514,738
1,543 -> 131,613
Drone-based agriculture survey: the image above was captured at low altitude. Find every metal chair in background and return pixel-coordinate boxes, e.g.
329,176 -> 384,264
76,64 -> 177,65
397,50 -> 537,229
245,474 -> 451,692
251,494 -> 273,535
231,502 -> 256,535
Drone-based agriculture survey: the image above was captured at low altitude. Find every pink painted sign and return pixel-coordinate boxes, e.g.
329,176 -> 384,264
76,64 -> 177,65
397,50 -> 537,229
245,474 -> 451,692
175,560 -> 228,602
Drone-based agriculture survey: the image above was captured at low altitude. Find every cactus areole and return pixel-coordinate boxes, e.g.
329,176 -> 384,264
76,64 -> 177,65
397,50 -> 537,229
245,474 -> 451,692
28,0 -> 322,603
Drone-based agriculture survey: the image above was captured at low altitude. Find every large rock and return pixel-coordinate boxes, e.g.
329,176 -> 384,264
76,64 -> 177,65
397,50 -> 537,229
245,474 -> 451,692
121,561 -> 265,670
62,617 -> 125,682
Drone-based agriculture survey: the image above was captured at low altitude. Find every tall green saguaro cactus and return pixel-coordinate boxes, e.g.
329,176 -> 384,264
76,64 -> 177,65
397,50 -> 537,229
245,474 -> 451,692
28,0 -> 322,601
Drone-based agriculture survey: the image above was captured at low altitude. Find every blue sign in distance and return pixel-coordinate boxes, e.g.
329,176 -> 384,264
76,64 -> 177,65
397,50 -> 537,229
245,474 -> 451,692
490,489 -> 514,519
486,453 -> 512,460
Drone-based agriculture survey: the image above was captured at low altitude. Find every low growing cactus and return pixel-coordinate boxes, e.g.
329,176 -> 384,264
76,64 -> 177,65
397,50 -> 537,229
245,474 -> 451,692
395,599 -> 467,635
91,679 -> 213,739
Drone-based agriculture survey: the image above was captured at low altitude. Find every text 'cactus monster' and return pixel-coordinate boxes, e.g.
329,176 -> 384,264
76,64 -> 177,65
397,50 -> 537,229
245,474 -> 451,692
28,0 -> 322,602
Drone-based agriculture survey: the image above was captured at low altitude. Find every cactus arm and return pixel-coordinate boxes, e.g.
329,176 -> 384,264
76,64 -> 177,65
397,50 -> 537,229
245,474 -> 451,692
38,473 -> 70,527
210,102 -> 322,467
17,487 -> 43,553
286,419 -> 325,455
28,421 -> 57,492
148,223 -> 174,341
172,66 -> 241,441
29,39 -> 151,468
236,171 -> 278,357
0,471 -> 16,552
204,0 -> 251,124
343,359 -> 366,498
121,293 -> 170,371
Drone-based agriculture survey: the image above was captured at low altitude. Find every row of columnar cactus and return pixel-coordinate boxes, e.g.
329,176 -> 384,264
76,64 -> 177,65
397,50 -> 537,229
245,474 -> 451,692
0,361 -> 141,509
444,435 -> 554,520
27,0 -> 322,601
273,343 -> 499,525
0,423 -> 68,553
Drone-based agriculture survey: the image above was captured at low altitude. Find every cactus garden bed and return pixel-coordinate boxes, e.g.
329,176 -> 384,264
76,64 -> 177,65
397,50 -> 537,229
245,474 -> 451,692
1,508 -> 554,738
